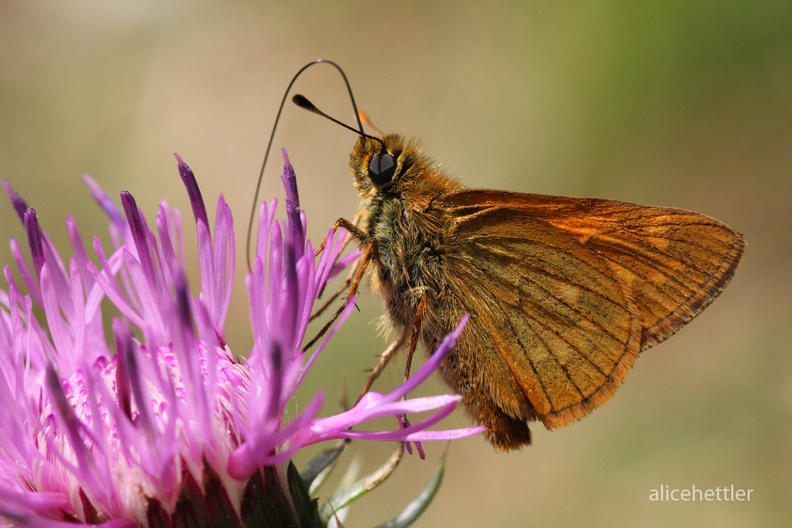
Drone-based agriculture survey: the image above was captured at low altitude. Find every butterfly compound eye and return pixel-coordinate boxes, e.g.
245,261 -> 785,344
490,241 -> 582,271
368,152 -> 396,188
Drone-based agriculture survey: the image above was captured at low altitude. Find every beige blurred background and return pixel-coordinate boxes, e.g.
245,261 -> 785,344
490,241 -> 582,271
1,2 -> 789,527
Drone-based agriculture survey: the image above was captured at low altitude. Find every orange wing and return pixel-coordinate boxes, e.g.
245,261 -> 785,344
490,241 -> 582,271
436,190 -> 744,430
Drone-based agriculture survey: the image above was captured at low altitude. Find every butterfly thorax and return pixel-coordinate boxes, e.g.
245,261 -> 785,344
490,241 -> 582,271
350,135 -> 462,334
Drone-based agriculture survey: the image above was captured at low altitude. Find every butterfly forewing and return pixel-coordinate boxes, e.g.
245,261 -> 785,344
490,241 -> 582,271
436,190 -> 744,439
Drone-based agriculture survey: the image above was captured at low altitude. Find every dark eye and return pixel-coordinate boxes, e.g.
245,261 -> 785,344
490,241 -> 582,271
368,152 -> 396,188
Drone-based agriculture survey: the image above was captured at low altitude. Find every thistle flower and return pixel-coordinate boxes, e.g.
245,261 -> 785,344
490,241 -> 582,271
0,151 -> 484,527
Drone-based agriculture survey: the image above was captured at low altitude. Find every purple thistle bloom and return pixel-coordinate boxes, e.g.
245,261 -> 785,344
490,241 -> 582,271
0,151 -> 484,527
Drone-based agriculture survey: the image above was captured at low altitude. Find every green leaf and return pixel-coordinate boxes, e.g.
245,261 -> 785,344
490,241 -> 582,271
319,443 -> 404,524
240,464 -> 323,528
374,445 -> 449,528
301,443 -> 346,494
287,461 -> 324,528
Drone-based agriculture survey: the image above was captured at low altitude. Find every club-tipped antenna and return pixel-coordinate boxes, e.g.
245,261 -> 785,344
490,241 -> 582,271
292,94 -> 386,151
246,59 -> 365,271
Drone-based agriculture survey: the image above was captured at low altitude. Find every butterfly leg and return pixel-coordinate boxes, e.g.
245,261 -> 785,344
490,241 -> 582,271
357,328 -> 409,400
398,293 -> 429,442
313,215 -> 366,257
312,213 -> 362,310
303,218 -> 377,352
355,292 -> 427,403
403,292 -> 428,385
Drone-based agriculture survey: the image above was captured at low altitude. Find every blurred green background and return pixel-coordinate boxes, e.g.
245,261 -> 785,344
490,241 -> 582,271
1,1 -> 789,527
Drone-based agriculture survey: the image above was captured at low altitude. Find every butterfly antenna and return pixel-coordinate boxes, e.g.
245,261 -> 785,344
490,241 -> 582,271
292,94 -> 386,151
246,59 -> 365,272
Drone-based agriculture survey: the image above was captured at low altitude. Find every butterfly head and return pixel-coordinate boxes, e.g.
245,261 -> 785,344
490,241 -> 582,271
351,134 -> 410,194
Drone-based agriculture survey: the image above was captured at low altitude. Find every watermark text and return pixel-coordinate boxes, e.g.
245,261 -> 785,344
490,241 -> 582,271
649,484 -> 753,502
